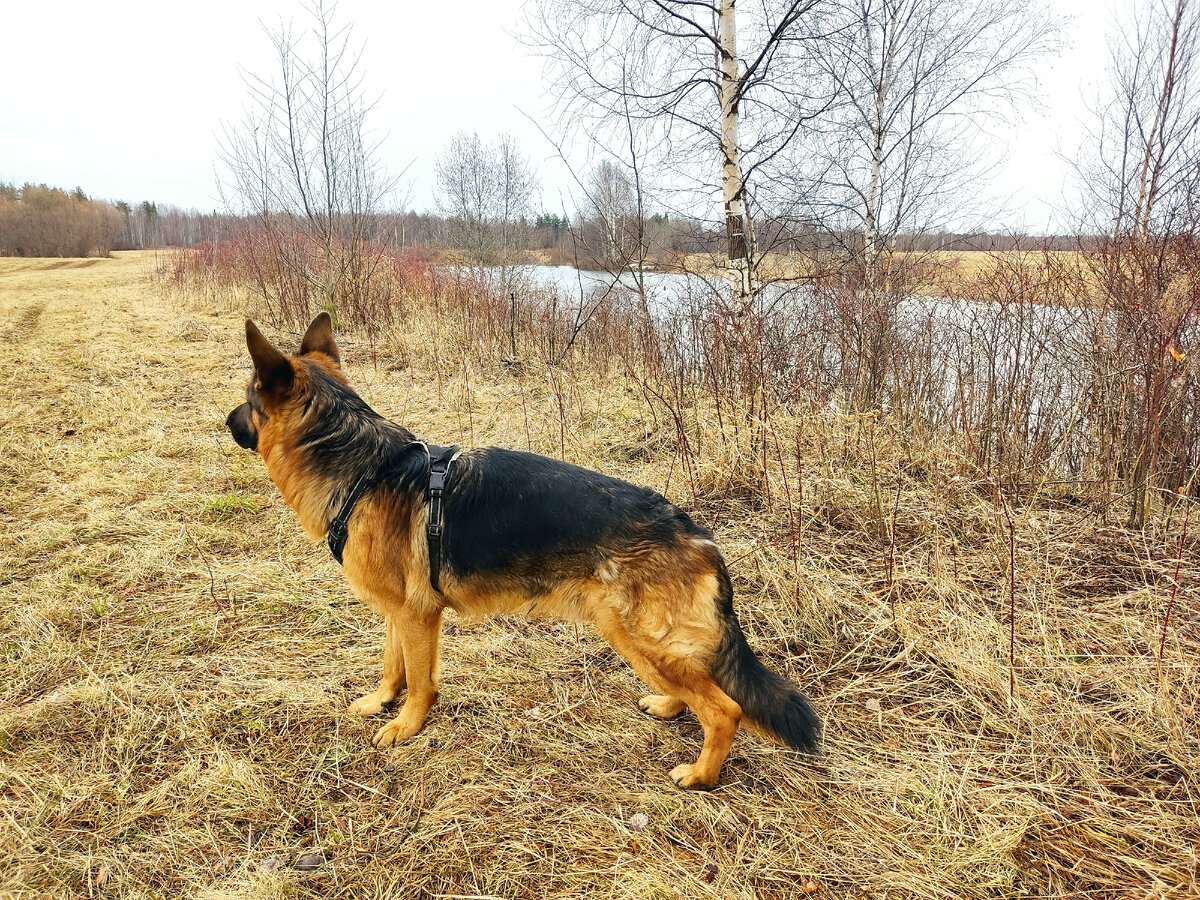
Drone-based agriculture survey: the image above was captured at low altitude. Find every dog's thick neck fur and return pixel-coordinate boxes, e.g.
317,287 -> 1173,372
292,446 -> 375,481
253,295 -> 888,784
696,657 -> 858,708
258,358 -> 418,540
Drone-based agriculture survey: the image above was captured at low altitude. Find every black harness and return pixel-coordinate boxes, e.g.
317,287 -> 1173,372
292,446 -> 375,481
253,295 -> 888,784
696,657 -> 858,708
423,443 -> 461,591
326,442 -> 462,592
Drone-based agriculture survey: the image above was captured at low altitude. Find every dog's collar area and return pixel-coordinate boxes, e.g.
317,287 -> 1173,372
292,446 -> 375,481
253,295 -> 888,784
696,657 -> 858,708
326,442 -> 463,594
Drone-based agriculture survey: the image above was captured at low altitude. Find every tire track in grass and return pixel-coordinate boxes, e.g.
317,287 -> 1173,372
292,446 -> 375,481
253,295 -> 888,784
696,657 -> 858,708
2,300 -> 48,344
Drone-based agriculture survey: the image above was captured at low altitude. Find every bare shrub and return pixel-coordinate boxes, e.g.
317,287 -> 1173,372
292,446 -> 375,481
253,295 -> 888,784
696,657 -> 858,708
217,0 -> 397,339
1075,0 -> 1200,523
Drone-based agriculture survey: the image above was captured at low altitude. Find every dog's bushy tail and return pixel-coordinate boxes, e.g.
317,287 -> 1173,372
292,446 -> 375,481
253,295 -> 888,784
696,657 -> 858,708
709,566 -> 821,753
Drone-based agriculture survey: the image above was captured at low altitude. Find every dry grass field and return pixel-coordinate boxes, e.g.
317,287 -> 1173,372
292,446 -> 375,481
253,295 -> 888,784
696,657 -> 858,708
1,252 -> 1197,899
673,250 -> 1091,299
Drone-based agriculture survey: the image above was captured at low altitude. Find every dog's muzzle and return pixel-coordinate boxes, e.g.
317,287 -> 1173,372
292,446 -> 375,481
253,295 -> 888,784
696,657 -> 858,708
226,403 -> 258,451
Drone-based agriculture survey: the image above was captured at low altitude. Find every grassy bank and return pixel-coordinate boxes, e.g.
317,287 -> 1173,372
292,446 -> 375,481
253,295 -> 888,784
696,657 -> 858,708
0,252 -> 1196,898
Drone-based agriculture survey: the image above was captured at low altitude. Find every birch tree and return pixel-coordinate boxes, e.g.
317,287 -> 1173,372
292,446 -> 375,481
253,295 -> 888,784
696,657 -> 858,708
718,0 -> 753,304
1084,0 -> 1200,241
789,0 -> 1055,406
809,0 -> 1056,287
586,159 -> 637,266
525,0 -> 828,312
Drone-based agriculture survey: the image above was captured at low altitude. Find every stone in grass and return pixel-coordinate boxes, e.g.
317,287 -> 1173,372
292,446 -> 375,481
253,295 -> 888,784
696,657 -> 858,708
294,851 -> 326,871
628,813 -> 650,832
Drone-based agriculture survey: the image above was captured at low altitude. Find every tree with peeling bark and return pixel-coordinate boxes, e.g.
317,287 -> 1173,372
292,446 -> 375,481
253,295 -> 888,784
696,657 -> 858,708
717,0 -> 754,307
524,0 -> 828,312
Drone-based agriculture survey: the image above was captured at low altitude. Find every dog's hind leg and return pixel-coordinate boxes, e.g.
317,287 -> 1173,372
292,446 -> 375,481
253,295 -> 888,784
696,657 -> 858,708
373,606 -> 443,748
655,673 -> 742,789
347,616 -> 407,717
594,611 -> 742,789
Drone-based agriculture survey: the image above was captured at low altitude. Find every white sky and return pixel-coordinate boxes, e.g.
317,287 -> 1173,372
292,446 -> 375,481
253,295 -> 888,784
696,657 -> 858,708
1,0 -> 1124,233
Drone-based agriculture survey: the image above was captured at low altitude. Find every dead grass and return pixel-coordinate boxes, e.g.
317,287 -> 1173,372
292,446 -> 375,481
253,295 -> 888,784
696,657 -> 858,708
678,249 -> 1092,297
1,252 -> 1197,899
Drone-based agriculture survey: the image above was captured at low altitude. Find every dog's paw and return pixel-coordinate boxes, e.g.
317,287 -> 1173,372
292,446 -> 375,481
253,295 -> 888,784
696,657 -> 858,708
372,716 -> 423,748
639,694 -> 686,719
346,693 -> 386,718
670,763 -> 716,790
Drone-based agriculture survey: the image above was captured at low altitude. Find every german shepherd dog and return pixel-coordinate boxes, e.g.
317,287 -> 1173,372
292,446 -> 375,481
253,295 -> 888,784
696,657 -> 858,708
226,314 -> 819,788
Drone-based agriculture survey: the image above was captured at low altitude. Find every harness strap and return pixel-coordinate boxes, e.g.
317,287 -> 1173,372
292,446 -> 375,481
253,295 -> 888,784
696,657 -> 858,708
425,443 -> 462,592
325,441 -> 462,596
327,473 -> 373,565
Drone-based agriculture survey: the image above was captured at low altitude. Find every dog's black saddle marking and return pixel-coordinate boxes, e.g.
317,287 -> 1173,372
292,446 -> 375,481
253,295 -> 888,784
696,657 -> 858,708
326,442 -> 462,595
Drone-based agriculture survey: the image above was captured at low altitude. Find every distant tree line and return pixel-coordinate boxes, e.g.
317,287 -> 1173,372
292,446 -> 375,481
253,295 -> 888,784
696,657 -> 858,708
0,182 -> 243,258
0,177 -> 1083,263
0,184 -> 124,257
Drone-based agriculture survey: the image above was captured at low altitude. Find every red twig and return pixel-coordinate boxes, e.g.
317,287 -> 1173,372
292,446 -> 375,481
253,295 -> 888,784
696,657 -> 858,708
887,467 -> 902,618
771,427 -> 801,603
998,482 -> 1017,698
1159,498 -> 1192,661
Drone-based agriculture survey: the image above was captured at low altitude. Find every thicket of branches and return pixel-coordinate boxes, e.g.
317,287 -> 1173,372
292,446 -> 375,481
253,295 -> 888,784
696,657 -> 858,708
1072,0 -> 1200,524
216,0 -> 398,339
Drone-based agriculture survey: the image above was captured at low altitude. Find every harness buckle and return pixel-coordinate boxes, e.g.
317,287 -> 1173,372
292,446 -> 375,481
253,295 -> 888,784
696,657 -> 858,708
328,518 -> 348,544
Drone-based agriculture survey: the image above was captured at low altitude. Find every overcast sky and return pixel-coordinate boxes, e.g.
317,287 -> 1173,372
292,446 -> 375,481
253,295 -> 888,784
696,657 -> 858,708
2,0 -> 1119,233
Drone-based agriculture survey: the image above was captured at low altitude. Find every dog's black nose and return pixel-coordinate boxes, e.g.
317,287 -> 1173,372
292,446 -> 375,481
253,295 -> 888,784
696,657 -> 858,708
226,403 -> 258,451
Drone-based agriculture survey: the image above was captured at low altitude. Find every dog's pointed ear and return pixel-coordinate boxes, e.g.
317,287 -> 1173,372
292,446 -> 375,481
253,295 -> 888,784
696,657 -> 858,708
246,319 -> 294,397
299,312 -> 340,365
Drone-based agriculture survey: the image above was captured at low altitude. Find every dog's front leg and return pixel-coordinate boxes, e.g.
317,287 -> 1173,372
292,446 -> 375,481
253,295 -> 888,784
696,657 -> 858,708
347,616 -> 406,717
373,606 -> 443,747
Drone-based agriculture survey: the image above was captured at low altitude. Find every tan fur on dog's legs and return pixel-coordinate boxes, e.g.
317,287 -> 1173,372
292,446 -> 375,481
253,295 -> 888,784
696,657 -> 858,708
346,616 -> 406,717
373,608 -> 443,747
639,694 -> 687,718
595,612 -> 742,789
661,678 -> 742,789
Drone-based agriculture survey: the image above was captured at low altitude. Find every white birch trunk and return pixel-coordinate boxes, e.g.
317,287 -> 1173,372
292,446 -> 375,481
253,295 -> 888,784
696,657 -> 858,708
864,140 -> 883,292
718,0 -> 754,310
862,9 -> 892,297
